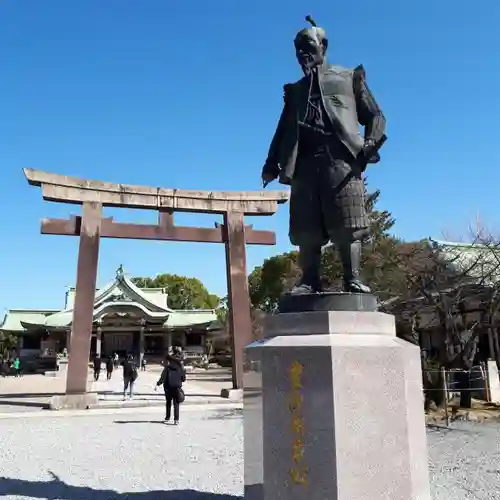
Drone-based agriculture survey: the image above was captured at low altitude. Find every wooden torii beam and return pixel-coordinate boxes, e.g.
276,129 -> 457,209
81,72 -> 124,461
24,168 -> 289,395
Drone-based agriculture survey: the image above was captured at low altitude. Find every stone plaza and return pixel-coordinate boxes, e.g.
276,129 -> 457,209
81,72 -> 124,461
0,404 -> 498,500
0,366 -> 232,413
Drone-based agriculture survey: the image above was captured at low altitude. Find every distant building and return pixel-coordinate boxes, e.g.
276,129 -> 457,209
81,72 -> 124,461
382,240 -> 500,362
0,269 -> 219,363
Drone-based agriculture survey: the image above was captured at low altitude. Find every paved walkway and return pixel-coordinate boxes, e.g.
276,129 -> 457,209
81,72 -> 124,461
0,366 -> 233,413
92,368 -> 229,407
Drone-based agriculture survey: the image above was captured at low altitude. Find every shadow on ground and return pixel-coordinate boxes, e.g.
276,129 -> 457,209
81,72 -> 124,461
0,400 -> 49,409
114,420 -> 167,425
0,474 -> 241,499
0,392 -> 63,398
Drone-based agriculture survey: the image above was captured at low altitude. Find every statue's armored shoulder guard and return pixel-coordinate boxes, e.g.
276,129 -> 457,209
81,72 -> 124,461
353,64 -> 367,85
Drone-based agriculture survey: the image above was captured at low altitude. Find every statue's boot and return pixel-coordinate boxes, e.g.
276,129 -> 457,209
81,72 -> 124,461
290,244 -> 322,295
339,240 -> 371,293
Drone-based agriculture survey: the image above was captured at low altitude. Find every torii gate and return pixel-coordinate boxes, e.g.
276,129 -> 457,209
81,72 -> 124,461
24,168 -> 288,395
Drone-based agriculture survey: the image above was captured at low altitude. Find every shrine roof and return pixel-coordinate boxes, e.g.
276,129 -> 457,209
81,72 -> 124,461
1,269 -> 217,332
430,239 -> 500,285
0,309 -> 59,332
164,310 -> 218,329
381,239 -> 500,315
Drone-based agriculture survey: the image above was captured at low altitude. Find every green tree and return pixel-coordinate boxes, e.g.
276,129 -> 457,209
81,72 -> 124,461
212,295 -> 266,352
363,177 -> 395,241
132,274 -> 220,310
0,331 -> 18,354
215,296 -> 229,324
248,251 -> 300,312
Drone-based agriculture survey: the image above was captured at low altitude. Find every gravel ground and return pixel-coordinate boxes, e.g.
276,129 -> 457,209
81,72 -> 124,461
0,406 -> 498,499
428,421 -> 500,500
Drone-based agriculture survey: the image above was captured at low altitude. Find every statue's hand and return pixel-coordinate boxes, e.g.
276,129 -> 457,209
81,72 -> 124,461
261,171 -> 276,188
361,139 -> 381,165
261,163 -> 279,188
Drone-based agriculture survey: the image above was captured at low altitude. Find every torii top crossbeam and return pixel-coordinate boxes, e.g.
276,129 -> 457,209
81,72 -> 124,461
23,168 -> 289,215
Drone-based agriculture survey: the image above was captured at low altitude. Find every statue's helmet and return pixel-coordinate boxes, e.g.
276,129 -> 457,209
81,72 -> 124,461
294,26 -> 327,50
294,18 -> 328,70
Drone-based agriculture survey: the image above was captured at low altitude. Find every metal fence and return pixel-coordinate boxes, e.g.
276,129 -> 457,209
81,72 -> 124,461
423,364 -> 498,427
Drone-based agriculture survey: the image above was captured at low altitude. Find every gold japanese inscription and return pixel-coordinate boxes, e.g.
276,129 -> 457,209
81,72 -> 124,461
288,391 -> 303,412
287,360 -> 308,486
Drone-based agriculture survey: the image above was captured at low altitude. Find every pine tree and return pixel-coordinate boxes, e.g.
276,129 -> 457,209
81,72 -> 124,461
364,177 -> 396,242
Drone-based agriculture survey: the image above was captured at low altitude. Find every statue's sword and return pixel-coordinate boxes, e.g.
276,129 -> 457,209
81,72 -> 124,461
354,134 -> 388,174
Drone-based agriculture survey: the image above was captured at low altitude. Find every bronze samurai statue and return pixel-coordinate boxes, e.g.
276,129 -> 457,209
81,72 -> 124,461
261,16 -> 387,295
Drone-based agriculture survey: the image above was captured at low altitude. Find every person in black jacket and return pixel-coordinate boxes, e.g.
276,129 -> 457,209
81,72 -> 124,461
156,354 -> 186,424
106,356 -> 114,380
122,354 -> 138,400
93,355 -> 101,381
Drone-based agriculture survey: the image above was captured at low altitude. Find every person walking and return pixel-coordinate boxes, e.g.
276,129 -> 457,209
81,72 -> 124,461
106,356 -> 114,380
13,357 -> 21,377
122,354 -> 138,400
156,353 -> 186,425
93,355 -> 102,381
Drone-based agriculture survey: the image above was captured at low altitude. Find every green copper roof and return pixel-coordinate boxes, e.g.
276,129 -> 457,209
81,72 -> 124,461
164,310 -> 217,328
94,274 -> 171,312
3,271 -> 217,331
0,309 -> 59,332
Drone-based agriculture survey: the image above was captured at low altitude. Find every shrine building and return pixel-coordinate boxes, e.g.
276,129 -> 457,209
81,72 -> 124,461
0,267 -> 219,363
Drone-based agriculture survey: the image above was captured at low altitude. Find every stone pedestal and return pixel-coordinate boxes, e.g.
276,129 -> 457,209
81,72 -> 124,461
244,310 -> 431,500
220,388 -> 243,401
50,391 -> 97,410
279,291 -> 379,313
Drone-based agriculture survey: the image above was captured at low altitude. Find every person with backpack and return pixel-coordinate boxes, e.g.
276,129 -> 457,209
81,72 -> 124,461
93,355 -> 102,381
106,356 -> 114,380
122,354 -> 138,400
156,353 -> 186,425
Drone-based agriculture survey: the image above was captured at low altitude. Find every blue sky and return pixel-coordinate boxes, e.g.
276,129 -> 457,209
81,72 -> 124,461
1,0 -> 499,310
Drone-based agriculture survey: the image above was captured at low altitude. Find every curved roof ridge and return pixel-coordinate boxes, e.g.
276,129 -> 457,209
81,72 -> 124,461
120,274 -> 172,312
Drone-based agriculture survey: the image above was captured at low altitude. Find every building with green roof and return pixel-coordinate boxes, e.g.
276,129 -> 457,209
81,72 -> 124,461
0,267 -> 219,364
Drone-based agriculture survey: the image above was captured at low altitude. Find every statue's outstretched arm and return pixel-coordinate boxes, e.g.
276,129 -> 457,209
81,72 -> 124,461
262,85 -> 292,179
